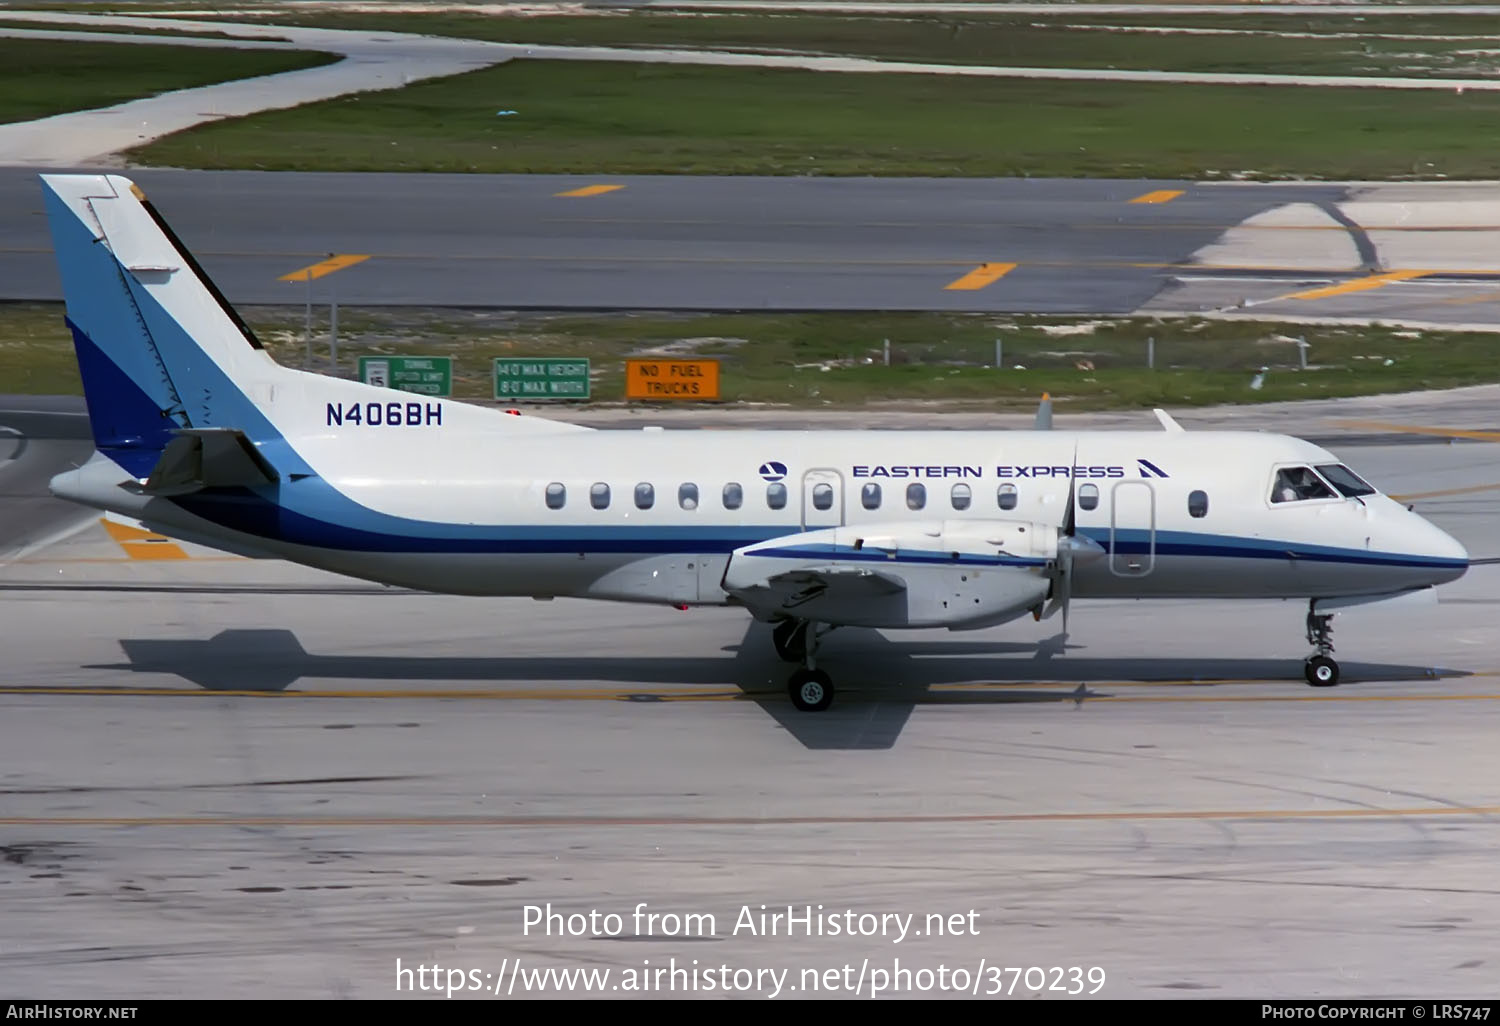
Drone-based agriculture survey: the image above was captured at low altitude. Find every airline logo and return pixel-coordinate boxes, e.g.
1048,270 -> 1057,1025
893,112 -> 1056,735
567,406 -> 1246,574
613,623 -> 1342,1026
850,460 -> 1170,480
759,461 -> 788,482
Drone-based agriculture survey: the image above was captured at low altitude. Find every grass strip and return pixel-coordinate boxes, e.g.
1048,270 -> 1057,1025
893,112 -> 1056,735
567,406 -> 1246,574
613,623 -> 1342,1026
4,302 -> 1494,411
0,37 -> 338,126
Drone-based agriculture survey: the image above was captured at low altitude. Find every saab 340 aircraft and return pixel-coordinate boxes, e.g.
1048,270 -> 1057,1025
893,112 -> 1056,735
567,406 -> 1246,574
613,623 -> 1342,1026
40,174 -> 1470,711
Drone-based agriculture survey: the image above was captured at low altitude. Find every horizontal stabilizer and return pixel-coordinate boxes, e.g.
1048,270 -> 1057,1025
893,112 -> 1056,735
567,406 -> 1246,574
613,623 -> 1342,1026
138,428 -> 280,495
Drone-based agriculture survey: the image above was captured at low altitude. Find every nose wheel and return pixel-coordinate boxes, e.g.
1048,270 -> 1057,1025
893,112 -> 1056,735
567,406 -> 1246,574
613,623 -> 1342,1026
1303,605 -> 1340,687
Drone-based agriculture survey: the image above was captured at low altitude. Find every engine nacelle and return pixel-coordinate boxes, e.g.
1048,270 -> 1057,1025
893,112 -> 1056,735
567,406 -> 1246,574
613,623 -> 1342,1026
722,519 -> 1059,630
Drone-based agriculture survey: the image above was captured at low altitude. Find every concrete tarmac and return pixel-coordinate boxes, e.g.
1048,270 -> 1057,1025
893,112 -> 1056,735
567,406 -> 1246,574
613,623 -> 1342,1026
2,398 -> 1499,999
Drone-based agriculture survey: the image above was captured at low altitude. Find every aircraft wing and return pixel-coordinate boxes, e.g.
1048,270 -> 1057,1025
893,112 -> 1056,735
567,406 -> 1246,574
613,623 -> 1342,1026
136,428 -> 280,495
722,520 -> 1060,629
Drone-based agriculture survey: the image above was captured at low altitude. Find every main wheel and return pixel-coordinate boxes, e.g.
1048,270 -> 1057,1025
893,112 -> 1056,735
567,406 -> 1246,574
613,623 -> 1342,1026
772,619 -> 807,663
788,669 -> 834,712
1304,655 -> 1340,688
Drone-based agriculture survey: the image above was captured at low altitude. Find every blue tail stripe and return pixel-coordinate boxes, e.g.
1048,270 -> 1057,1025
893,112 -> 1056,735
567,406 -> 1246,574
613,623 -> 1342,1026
67,318 -> 176,478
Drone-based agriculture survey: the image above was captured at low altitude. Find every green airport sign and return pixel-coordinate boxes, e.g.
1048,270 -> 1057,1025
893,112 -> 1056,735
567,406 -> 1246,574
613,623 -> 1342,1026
358,356 -> 452,397
494,358 -> 591,400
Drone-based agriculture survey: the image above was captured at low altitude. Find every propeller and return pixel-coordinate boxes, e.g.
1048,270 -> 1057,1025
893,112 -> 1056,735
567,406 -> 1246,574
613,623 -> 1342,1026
1041,442 -> 1105,634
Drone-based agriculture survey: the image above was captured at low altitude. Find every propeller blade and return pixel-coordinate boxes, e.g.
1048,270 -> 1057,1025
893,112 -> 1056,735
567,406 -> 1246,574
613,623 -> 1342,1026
1049,441 -> 1082,631
1062,441 -> 1078,536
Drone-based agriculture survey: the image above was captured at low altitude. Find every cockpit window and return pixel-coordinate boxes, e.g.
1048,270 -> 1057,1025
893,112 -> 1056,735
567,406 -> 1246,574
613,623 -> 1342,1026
1315,464 -> 1377,498
1271,466 -> 1337,504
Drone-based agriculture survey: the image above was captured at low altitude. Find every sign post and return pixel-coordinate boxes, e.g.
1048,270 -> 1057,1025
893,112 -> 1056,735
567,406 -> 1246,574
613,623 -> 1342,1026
358,356 -> 452,396
493,358 -> 591,400
624,358 -> 720,401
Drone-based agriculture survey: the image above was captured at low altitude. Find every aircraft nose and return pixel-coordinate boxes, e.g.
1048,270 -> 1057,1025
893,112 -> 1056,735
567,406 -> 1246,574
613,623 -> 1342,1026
1418,517 -> 1469,584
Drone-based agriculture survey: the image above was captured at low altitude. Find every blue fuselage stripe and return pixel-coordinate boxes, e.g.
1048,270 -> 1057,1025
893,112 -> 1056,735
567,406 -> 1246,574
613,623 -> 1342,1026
165,488 -> 1466,571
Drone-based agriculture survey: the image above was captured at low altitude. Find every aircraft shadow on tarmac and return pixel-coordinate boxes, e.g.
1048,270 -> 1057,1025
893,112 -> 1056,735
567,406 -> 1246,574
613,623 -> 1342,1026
85,622 -> 1470,751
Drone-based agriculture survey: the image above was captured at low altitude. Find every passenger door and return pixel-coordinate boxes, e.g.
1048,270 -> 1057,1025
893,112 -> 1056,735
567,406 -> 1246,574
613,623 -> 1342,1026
1109,480 -> 1156,577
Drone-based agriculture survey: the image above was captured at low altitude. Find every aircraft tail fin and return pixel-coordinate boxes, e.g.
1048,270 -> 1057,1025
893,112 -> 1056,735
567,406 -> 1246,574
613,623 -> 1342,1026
42,173 -> 290,477
41,172 -> 589,482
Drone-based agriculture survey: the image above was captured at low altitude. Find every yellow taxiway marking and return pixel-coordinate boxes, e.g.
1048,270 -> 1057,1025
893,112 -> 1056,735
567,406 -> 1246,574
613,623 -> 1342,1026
944,262 -> 1017,291
4,804 -> 1500,828
1286,269 -> 1428,300
1332,420 -> 1500,443
1439,287 -> 1500,306
97,518 -> 188,561
277,254 -> 370,282
554,184 -> 624,198
1128,189 -> 1183,204
8,556 -> 244,565
1390,482 -> 1500,502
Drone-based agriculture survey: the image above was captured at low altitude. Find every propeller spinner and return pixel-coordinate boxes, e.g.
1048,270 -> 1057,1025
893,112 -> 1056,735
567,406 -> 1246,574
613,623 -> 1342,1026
1042,442 -> 1105,633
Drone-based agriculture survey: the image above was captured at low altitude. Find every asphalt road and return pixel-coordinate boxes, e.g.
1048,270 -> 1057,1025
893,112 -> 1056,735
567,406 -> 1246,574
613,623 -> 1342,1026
0,167 -> 1355,313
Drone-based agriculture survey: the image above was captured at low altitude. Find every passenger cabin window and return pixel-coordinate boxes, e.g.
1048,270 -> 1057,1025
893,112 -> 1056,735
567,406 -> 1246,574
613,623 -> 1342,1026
906,482 -> 926,511
545,482 -> 566,510
1188,490 -> 1208,518
812,483 -> 833,511
1078,483 -> 1099,511
997,484 -> 1018,511
590,482 -> 610,510
1271,466 -> 1337,504
1315,464 -> 1377,498
767,482 -> 788,510
861,482 -> 882,510
951,483 -> 972,511
679,483 -> 699,510
635,482 -> 654,510
722,482 -> 743,510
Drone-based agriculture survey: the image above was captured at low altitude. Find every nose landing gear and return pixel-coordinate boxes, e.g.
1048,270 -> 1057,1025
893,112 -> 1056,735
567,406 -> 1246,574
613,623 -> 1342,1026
1304,603 -> 1339,687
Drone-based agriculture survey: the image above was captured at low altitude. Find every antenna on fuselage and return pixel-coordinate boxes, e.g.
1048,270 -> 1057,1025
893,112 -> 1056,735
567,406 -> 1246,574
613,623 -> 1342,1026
1034,393 -> 1053,431
1153,408 -> 1184,432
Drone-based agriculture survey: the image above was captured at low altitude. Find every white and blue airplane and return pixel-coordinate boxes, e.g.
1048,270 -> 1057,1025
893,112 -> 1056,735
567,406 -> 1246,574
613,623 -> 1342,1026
40,173 -> 1470,711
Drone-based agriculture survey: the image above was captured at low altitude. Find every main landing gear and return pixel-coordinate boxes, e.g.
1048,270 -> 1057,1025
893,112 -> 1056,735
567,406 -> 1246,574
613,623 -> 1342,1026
1304,602 -> 1340,687
773,618 -> 836,712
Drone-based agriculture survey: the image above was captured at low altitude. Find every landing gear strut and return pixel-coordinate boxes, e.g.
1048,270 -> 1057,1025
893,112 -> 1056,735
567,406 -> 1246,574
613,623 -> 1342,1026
772,618 -> 809,663
1304,603 -> 1340,687
783,620 -> 835,712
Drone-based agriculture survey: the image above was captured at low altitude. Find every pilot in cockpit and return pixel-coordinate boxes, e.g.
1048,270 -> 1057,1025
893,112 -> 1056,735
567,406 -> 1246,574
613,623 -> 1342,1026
1272,467 -> 1335,504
